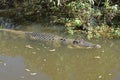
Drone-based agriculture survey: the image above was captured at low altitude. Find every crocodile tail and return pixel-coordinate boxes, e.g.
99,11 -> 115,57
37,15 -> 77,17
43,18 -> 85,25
0,29 -> 26,38
0,29 -> 25,35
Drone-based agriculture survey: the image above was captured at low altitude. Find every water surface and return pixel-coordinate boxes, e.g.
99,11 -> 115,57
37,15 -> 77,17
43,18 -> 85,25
0,24 -> 120,80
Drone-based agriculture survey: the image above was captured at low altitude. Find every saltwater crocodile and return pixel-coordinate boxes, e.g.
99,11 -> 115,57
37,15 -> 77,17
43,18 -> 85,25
0,17 -> 101,48
0,29 -> 101,48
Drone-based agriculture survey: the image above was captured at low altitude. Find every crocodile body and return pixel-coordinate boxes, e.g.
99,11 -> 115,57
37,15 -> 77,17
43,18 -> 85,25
0,29 -> 101,48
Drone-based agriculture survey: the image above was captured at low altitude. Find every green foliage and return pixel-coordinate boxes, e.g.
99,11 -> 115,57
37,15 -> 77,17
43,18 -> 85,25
0,0 -> 120,38
112,28 -> 120,38
73,18 -> 82,26
66,27 -> 74,35
86,25 -> 120,39
51,0 -> 120,38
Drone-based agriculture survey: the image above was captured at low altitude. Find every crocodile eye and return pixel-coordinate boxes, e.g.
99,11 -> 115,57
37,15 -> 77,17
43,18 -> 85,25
60,38 -> 66,41
73,40 -> 78,45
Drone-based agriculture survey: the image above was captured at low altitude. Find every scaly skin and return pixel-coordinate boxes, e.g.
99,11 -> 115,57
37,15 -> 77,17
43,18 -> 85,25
0,29 -> 101,48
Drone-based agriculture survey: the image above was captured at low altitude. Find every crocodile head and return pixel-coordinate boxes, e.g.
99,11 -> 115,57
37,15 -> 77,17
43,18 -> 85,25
72,39 -> 101,48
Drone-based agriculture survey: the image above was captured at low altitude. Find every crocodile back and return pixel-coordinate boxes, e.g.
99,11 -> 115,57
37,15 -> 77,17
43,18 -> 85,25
25,32 -> 61,42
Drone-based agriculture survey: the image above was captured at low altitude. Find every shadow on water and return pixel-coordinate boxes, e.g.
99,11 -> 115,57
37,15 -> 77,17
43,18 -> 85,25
0,23 -> 120,80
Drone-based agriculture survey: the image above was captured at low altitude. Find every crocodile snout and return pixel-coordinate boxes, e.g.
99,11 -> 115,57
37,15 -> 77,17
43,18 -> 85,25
95,44 -> 101,48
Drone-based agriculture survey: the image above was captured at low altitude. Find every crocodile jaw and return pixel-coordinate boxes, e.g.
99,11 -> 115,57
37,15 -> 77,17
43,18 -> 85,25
94,44 -> 101,48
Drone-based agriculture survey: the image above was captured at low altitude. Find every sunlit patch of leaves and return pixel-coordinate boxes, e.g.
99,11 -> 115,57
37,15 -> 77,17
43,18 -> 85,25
87,25 -> 120,39
66,27 -> 74,35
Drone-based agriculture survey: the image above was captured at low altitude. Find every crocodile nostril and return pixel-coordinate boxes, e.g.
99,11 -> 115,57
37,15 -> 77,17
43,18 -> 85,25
60,38 -> 66,41
73,41 -> 78,45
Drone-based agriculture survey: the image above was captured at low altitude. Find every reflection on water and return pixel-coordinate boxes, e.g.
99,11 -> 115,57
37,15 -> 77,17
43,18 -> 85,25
0,24 -> 120,80
0,56 -> 52,80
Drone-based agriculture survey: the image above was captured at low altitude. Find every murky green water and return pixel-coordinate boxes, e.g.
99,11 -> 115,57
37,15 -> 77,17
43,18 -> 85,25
0,24 -> 120,80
